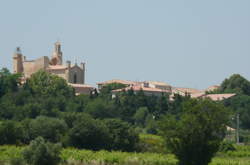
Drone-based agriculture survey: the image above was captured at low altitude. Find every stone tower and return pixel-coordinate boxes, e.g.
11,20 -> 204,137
51,41 -> 63,65
13,47 -> 23,73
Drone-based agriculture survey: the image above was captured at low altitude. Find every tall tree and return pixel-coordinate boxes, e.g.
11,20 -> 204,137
0,68 -> 21,97
159,99 -> 230,165
219,74 -> 250,95
24,70 -> 74,97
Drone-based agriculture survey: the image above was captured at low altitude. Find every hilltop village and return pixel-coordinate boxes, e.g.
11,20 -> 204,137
2,41 -> 250,165
12,42 -> 236,101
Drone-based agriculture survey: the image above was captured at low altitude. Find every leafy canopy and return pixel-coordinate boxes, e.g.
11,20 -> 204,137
24,70 -> 74,97
159,99 -> 230,165
219,74 -> 250,95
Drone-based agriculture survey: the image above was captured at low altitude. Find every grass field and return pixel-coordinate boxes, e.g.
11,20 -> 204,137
1,145 -> 250,165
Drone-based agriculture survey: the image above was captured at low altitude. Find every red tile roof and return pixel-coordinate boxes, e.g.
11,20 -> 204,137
112,85 -> 170,93
204,85 -> 220,92
203,93 -> 236,101
172,87 -> 202,94
97,79 -> 138,85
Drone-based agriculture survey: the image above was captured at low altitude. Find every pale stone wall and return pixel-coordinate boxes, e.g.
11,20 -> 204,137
49,69 -> 67,80
23,61 -> 35,77
68,66 -> 84,84
73,86 -> 93,95
22,56 -> 50,78
34,56 -> 49,70
13,54 -> 23,73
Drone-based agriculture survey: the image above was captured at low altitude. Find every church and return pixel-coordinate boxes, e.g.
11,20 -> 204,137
13,41 -> 94,94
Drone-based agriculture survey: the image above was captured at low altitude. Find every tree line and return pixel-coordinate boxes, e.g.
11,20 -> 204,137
1,68 -> 250,165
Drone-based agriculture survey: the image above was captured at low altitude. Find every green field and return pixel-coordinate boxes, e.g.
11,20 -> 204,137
1,145 -> 250,165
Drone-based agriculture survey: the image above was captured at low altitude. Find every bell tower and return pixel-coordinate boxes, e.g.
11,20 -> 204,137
13,47 -> 23,73
51,41 -> 63,65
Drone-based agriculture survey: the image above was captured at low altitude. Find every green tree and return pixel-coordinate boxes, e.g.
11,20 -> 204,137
0,68 -> 21,97
23,137 -> 62,165
68,114 -> 110,150
104,119 -> 139,151
223,95 -> 250,129
24,70 -> 74,97
0,120 -> 24,145
219,74 -> 250,95
159,99 -> 229,165
27,116 -> 68,143
133,107 -> 149,127
85,98 -> 119,119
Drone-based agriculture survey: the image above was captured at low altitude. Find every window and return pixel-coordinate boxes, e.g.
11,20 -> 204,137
73,73 -> 77,83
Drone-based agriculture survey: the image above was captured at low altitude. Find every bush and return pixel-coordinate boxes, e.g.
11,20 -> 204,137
9,157 -> 25,165
138,134 -> 167,153
26,116 -> 68,143
0,120 -> 24,145
219,141 -> 236,152
68,114 -> 110,150
104,119 -> 139,151
159,99 -> 230,165
23,137 -> 62,165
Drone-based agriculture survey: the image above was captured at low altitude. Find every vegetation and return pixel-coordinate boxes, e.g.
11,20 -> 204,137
22,137 -> 62,165
159,99 -> 230,165
1,145 -> 250,165
1,68 -> 250,164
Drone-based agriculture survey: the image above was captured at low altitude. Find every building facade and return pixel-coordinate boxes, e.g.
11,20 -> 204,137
13,41 -> 85,84
13,42 -> 93,94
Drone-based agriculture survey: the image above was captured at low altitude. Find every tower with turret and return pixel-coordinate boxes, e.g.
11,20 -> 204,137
51,41 -> 63,65
13,47 -> 24,73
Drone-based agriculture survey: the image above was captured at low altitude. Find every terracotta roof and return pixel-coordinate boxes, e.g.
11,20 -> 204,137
204,85 -> 220,92
97,79 -> 138,85
145,81 -> 171,86
47,65 -> 67,70
203,93 -> 236,101
190,92 -> 206,98
173,87 -> 202,94
68,83 -> 93,88
112,85 -> 170,93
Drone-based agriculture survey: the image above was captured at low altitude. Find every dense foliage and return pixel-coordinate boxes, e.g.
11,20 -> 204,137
219,74 -> 250,95
0,69 -> 176,151
159,99 -> 230,165
1,68 -> 250,164
1,145 -> 250,165
23,137 -> 62,165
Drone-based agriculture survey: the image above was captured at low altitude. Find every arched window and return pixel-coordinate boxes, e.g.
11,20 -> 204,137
73,73 -> 77,83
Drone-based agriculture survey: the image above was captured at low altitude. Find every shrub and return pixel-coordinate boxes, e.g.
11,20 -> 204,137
68,114 -> 110,150
27,116 -> 68,143
9,157 -> 25,165
159,99 -> 230,165
22,137 -> 62,165
104,119 -> 139,151
0,120 -> 24,145
219,141 -> 236,152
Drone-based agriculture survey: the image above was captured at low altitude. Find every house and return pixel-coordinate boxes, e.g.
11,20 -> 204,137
97,79 -> 138,90
112,83 -> 171,97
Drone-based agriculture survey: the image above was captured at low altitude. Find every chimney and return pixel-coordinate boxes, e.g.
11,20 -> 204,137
66,60 -> 71,69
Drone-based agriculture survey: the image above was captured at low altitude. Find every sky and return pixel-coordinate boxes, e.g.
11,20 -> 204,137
0,0 -> 249,89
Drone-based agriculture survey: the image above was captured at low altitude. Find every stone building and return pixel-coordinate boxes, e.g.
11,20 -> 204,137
13,41 -> 93,94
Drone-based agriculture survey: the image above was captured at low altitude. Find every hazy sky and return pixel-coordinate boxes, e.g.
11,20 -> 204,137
0,0 -> 249,89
